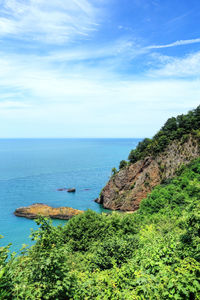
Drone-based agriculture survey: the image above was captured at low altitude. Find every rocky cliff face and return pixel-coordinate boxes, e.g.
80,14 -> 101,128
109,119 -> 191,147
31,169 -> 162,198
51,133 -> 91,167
96,135 -> 200,211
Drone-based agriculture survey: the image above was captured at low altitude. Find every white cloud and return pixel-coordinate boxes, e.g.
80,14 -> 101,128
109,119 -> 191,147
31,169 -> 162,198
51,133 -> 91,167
0,50 -> 199,137
0,100 -> 31,109
147,38 -> 200,49
44,36 -> 144,64
0,0 -> 98,43
0,10 -> 199,138
0,36 -> 146,100
149,51 -> 200,77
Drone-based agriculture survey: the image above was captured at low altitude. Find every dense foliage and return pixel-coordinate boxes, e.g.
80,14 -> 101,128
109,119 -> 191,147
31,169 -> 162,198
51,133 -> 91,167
1,158 -> 200,299
119,160 -> 128,169
127,105 -> 200,164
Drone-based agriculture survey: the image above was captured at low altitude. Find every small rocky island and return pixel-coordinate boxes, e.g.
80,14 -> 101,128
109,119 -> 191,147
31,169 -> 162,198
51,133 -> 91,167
14,203 -> 83,220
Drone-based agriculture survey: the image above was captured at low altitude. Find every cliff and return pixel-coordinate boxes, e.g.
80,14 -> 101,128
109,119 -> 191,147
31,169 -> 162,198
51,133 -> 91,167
96,135 -> 200,211
14,203 -> 83,220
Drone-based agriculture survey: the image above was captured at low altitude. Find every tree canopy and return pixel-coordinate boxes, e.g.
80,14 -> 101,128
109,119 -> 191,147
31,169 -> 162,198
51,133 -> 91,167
128,105 -> 200,164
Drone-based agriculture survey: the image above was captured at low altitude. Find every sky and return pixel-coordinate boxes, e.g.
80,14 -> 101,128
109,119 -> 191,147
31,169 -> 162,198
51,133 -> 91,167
0,0 -> 200,138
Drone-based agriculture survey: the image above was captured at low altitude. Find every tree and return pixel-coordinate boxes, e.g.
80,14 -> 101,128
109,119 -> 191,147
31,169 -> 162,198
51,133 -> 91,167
111,167 -> 117,176
119,160 -> 128,169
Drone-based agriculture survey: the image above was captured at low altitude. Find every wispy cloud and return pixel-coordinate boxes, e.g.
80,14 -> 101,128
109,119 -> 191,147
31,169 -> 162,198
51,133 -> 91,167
0,101 -> 31,109
0,0 -> 199,137
0,72 -> 199,137
0,48 -> 199,138
0,0 -> 98,43
43,38 -> 146,72
149,51 -> 200,77
0,36 -> 199,109
147,38 -> 200,49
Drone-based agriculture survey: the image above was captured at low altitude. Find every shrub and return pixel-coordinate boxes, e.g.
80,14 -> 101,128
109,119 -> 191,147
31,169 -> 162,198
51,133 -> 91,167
63,210 -> 108,251
11,218 -> 76,299
119,160 -> 128,169
111,167 -> 117,176
0,237 -> 12,299
91,235 -> 137,270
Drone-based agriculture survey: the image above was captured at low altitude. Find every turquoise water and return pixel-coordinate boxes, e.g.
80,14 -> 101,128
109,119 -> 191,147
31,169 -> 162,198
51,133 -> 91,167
0,138 -> 141,252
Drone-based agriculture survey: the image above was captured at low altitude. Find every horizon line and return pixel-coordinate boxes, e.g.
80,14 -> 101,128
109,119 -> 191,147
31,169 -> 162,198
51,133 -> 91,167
0,137 -> 144,139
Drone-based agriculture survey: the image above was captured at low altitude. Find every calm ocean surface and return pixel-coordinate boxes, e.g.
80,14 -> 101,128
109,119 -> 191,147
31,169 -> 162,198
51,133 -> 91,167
0,138 -> 141,252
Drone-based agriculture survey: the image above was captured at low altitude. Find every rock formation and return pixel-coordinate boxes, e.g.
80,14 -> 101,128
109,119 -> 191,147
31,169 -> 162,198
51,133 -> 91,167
14,203 -> 83,220
96,135 -> 200,211
67,188 -> 76,193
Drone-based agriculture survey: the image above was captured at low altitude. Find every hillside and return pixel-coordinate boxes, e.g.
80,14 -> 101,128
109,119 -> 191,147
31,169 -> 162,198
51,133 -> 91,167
96,106 -> 200,211
1,158 -> 200,299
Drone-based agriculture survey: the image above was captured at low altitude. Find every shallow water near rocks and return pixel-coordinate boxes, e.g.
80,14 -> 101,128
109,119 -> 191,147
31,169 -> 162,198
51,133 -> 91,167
0,138 -> 141,252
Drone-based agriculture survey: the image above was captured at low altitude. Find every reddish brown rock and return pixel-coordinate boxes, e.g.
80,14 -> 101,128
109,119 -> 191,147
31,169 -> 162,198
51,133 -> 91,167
14,203 -> 83,220
96,135 -> 200,211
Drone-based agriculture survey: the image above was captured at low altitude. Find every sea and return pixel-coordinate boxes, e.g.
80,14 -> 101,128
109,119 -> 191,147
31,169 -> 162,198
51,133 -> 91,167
0,138 -> 141,253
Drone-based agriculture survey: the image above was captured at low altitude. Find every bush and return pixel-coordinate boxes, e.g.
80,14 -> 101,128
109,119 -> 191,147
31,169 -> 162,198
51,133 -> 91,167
10,218 -> 76,299
91,235 -> 137,270
111,167 -> 117,176
119,160 -> 128,169
0,237 -> 12,299
64,210 -> 108,251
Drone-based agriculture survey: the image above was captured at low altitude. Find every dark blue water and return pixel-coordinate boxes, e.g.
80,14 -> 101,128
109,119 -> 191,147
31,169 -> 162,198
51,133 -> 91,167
0,138 -> 140,252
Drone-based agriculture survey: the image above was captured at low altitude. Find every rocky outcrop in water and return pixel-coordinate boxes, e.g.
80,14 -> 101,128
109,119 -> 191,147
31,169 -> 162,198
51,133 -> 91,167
14,203 -> 83,220
96,135 -> 200,211
67,188 -> 76,193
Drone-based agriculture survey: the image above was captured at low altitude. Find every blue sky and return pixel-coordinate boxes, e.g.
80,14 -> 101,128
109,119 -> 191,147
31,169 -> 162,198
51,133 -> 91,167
0,0 -> 200,138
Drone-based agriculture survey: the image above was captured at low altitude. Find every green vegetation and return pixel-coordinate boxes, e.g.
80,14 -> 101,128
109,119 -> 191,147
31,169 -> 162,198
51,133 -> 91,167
128,105 -> 200,163
0,238 -> 12,299
1,158 -> 200,299
111,167 -> 117,176
119,160 -> 128,169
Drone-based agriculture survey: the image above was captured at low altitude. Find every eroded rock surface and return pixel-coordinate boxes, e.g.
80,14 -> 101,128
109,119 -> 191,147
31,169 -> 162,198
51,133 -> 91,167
96,136 -> 200,211
14,203 -> 83,220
